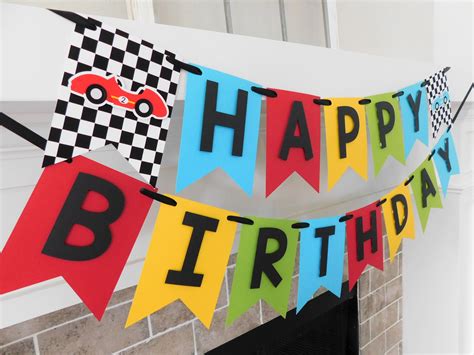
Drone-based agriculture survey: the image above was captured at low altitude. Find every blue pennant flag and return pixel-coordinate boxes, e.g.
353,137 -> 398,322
297,216 -> 346,313
433,131 -> 460,196
176,65 -> 262,195
399,81 -> 429,158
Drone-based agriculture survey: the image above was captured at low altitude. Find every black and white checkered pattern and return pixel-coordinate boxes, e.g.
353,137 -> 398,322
43,18 -> 182,187
425,70 -> 452,138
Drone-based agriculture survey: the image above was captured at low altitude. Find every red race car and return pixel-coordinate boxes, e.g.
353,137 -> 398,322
69,72 -> 169,119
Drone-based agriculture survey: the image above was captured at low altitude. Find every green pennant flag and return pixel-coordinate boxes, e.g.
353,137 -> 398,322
226,217 -> 298,326
366,92 -> 406,175
411,158 -> 443,231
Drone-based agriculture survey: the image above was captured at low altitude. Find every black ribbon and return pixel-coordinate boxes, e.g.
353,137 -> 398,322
226,216 -> 254,225
139,188 -> 177,206
250,87 -> 278,98
0,113 -> 47,150
165,55 -> 202,75
49,9 -> 97,30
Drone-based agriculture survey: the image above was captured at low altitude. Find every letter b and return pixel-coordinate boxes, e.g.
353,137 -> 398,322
42,173 -> 125,261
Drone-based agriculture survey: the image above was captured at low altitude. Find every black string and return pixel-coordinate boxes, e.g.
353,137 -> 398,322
226,215 -> 254,225
0,113 -> 47,150
404,175 -> 414,186
428,149 -> 436,161
376,198 -> 387,207
139,188 -> 177,206
339,215 -> 353,223
251,87 -> 278,98
48,9 -> 97,30
313,98 -> 332,106
165,55 -> 202,75
291,222 -> 310,229
358,99 -> 371,105
392,91 -> 404,98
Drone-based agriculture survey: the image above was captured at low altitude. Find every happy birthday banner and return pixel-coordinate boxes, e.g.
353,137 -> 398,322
0,11 -> 469,330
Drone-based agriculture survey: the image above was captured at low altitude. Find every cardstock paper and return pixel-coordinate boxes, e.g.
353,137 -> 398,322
297,216 -> 345,313
324,98 -> 368,190
346,202 -> 384,291
425,69 -> 452,138
399,82 -> 429,158
0,156 -> 153,319
411,158 -> 443,231
226,218 -> 298,326
126,195 -> 237,329
382,183 -> 415,261
266,89 -> 321,196
366,92 -> 405,175
42,19 -> 181,187
433,131 -> 460,196
176,65 -> 262,196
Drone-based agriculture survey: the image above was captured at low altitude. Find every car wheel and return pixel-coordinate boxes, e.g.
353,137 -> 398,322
86,84 -> 107,105
135,99 -> 153,118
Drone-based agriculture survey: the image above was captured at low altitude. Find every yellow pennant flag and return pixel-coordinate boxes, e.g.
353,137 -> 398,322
126,195 -> 238,329
324,98 -> 368,190
382,183 -> 415,262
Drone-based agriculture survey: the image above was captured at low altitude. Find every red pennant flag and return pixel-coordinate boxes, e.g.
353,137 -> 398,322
266,89 -> 321,196
346,202 -> 384,291
0,156 -> 153,320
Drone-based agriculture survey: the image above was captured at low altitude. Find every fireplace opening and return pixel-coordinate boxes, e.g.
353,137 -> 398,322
208,281 -> 358,355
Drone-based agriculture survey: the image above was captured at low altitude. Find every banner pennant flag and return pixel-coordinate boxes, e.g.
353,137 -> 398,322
346,202 -> 384,291
227,217 -> 298,326
425,69 -> 453,138
126,195 -> 237,329
0,156 -> 153,320
266,89 -> 321,196
411,158 -> 443,231
382,183 -> 415,262
324,98 -> 368,190
176,65 -> 262,196
433,131 -> 460,196
400,82 -> 429,158
42,19 -> 181,187
366,92 -> 406,175
297,216 -> 345,313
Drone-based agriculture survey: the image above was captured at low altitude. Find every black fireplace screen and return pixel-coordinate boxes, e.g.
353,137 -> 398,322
207,281 -> 358,355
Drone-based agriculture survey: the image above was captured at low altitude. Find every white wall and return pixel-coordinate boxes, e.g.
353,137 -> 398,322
336,0 -> 473,102
402,103 -> 473,354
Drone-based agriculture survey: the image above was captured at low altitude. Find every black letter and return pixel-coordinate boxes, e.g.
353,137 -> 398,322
390,194 -> 408,234
375,101 -> 396,149
407,91 -> 421,132
355,211 -> 378,262
251,228 -> 288,288
337,106 -> 360,159
420,168 -> 437,208
436,138 -> 452,172
166,212 -> 219,287
279,101 -> 313,161
42,173 -> 125,261
314,226 -> 335,277
200,80 -> 248,156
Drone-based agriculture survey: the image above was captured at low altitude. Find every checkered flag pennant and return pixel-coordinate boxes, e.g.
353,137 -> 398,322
43,18 -> 182,187
425,69 -> 452,138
